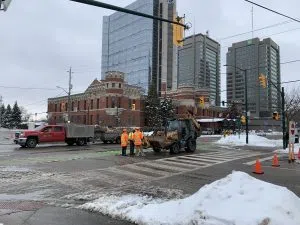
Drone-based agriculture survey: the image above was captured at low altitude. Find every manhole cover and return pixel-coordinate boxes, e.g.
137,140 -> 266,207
0,201 -> 45,211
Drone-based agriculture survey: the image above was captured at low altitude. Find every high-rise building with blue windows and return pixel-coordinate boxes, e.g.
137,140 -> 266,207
101,0 -> 177,95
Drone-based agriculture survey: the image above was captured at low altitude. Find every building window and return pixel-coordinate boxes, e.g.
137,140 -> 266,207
111,96 -> 116,108
65,103 -> 68,112
106,97 -> 109,108
97,99 -> 100,109
71,102 -> 74,111
90,115 -> 93,125
128,99 -> 132,109
106,83 -> 109,88
84,100 -> 87,110
59,103 -> 62,112
90,99 -> 94,110
55,104 -> 57,112
77,101 -> 80,111
112,83 -> 115,88
119,83 -> 121,88
118,97 -> 121,108
96,114 -> 100,124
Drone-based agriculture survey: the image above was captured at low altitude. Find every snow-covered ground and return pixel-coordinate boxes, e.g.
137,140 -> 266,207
274,143 -> 300,154
80,171 -> 300,225
216,134 -> 282,147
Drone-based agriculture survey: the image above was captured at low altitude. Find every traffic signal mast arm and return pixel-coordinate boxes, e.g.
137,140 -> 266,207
70,0 -> 189,29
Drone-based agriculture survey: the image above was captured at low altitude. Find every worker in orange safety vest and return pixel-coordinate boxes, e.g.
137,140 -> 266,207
121,128 -> 129,156
133,127 -> 144,156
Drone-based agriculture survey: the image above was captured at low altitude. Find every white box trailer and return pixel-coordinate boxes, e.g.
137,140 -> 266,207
65,124 -> 94,138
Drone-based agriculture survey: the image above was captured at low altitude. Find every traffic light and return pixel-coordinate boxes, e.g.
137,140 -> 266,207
1,0 -> 12,11
199,96 -> 205,107
241,115 -> 246,125
222,101 -> 225,106
173,15 -> 184,47
131,103 -> 136,110
272,112 -> 280,120
258,73 -> 267,88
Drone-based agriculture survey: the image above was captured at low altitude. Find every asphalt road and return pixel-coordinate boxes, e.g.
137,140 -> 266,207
0,135 -> 299,225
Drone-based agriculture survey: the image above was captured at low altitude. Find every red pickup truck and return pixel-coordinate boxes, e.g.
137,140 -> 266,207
14,124 -> 94,148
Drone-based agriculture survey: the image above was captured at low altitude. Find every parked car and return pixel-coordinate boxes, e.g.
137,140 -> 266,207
256,130 -> 266,137
202,128 -> 213,135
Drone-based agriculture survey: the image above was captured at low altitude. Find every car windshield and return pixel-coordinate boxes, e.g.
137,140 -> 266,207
33,125 -> 46,131
167,120 -> 178,131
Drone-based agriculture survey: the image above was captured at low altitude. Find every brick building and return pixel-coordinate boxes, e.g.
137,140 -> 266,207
47,71 -> 145,127
168,85 -> 225,119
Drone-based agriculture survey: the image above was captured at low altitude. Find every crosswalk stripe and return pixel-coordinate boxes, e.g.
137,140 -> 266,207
140,162 -> 186,173
106,167 -> 152,180
125,164 -> 171,176
163,158 -> 208,166
244,156 -> 274,165
183,155 -> 229,161
176,156 -> 220,163
157,160 -> 197,169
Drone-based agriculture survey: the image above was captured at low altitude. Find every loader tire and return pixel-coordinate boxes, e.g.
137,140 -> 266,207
153,147 -> 161,153
186,139 -> 196,153
170,143 -> 180,154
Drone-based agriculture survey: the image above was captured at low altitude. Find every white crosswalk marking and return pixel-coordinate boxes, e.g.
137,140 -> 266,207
98,150 -> 264,182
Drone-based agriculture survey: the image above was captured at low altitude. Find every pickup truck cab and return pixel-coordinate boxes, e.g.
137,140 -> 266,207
15,124 -> 91,148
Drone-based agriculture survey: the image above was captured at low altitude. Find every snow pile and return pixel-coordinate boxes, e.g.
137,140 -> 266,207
80,171 -> 300,225
216,134 -> 282,147
275,143 -> 300,154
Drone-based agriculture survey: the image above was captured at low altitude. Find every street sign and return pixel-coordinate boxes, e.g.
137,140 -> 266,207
289,121 -> 296,144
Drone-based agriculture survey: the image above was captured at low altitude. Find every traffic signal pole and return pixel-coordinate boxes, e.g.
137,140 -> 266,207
245,69 -> 249,144
281,87 -> 286,149
70,0 -> 188,29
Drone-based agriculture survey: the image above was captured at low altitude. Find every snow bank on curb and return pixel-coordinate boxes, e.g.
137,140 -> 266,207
274,143 -> 300,154
216,134 -> 282,147
79,171 -> 300,225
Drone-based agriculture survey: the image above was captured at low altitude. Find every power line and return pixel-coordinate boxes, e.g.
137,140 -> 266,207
218,19 -> 293,41
280,59 -> 300,65
281,79 -> 300,84
244,0 -> 300,23
0,85 -> 58,90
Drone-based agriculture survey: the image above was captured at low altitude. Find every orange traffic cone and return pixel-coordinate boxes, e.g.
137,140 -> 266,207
253,159 -> 264,174
272,154 -> 280,167
298,149 -> 300,160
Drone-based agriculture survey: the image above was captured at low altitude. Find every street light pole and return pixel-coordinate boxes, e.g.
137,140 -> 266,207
244,69 -> 249,144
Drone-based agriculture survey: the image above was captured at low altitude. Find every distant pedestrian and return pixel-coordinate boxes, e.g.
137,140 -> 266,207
133,127 -> 144,156
121,129 -> 129,156
128,129 -> 135,156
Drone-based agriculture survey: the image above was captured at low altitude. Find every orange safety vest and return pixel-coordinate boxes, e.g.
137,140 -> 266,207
133,131 -> 143,146
121,132 -> 128,147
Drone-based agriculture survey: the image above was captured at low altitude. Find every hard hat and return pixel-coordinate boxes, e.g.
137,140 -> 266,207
123,128 -> 127,132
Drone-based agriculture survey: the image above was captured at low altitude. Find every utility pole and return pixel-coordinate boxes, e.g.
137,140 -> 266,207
67,67 -> 73,123
282,87 -> 286,149
244,69 -> 249,144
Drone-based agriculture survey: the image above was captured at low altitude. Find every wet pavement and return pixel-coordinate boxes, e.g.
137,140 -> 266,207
0,133 -> 299,225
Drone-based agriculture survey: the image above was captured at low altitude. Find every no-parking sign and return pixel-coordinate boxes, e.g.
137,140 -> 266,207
289,121 -> 296,144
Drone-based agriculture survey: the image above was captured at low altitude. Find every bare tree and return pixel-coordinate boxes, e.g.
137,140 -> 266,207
285,87 -> 300,122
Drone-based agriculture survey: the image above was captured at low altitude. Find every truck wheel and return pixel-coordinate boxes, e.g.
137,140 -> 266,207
186,139 -> 196,153
66,140 -> 75,146
170,143 -> 180,154
26,138 -> 37,148
115,137 -> 121,144
76,139 -> 85,146
103,140 -> 108,144
153,147 -> 161,153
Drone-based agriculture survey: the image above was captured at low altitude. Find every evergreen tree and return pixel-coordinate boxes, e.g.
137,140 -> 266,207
3,104 -> 12,128
0,104 -> 5,128
12,101 -> 22,128
160,97 -> 175,126
144,84 -> 161,127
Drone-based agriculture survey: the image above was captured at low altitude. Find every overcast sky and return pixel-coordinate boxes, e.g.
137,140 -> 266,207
0,0 -> 299,119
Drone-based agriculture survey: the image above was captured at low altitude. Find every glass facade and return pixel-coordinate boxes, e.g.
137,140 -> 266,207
101,0 -> 154,92
178,34 -> 221,105
226,38 -> 281,117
